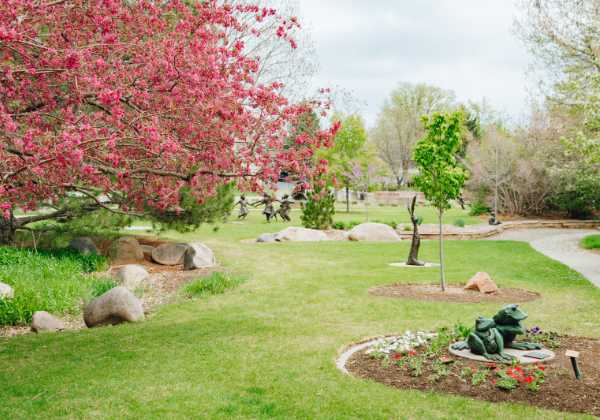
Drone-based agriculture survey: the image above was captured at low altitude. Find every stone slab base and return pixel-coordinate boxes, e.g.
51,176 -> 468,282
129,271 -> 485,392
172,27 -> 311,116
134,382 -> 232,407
449,343 -> 555,364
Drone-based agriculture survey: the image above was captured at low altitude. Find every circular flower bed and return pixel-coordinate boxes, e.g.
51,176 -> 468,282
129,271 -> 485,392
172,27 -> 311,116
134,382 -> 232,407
345,326 -> 600,416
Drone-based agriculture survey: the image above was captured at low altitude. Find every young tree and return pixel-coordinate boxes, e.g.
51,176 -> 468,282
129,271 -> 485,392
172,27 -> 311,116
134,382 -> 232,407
371,83 -> 455,187
413,112 -> 467,292
319,114 -> 368,212
0,0 -> 338,243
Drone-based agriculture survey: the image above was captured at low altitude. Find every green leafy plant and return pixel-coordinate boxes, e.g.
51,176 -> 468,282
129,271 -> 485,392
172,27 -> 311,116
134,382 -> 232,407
581,234 -> 600,250
183,272 -> 246,298
453,323 -> 472,340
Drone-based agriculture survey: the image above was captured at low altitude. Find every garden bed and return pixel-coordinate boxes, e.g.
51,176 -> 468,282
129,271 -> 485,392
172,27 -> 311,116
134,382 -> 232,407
345,331 -> 600,417
369,284 -> 540,303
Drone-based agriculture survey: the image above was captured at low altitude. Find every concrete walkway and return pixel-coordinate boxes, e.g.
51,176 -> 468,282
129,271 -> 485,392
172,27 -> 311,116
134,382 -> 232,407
489,229 -> 600,288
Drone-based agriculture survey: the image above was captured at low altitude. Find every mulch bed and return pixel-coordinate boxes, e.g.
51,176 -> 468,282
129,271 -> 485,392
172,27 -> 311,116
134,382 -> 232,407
347,335 -> 600,417
369,284 -> 541,303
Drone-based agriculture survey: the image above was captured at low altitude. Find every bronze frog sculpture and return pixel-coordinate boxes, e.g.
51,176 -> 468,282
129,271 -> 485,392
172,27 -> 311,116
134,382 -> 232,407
452,304 -> 542,362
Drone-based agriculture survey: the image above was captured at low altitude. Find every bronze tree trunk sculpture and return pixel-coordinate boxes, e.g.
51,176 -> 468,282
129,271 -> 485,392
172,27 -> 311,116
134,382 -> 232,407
406,195 -> 424,266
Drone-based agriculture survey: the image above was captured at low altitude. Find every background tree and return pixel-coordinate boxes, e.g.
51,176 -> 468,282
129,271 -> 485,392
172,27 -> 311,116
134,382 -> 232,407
0,0 -> 338,243
318,113 -> 368,212
413,111 -> 467,292
371,83 -> 455,188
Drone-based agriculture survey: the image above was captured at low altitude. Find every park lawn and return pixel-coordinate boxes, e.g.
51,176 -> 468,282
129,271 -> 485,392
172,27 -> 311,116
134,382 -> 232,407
1,216 -> 599,419
581,234 -> 600,250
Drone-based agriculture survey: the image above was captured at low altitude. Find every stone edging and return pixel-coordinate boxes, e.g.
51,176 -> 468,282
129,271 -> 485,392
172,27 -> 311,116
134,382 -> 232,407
336,335 -> 399,375
396,220 -> 600,241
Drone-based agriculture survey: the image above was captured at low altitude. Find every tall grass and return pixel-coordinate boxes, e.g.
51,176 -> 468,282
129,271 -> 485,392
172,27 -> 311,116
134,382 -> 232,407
0,247 -> 109,325
183,272 -> 246,298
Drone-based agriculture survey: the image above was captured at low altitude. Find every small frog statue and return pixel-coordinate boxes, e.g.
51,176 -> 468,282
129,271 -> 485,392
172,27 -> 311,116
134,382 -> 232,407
452,304 -> 541,362
465,317 -> 514,363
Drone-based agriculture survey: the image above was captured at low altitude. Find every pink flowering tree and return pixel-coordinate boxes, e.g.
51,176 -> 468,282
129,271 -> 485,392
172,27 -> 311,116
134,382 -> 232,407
0,0 -> 338,243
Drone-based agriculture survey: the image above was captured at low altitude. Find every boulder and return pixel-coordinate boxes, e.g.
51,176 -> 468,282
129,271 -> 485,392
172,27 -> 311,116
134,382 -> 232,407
256,233 -> 278,243
275,227 -> 329,242
31,311 -> 65,333
348,223 -> 401,242
464,272 -> 499,294
140,245 -> 155,258
110,237 -> 144,263
323,230 -> 350,241
83,287 -> 144,328
151,243 -> 188,266
0,282 -> 13,299
69,237 -> 99,256
115,264 -> 149,290
184,242 -> 216,270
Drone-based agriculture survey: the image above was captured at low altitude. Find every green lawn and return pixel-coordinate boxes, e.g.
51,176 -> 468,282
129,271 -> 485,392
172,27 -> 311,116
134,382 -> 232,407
581,234 -> 600,250
1,209 -> 599,419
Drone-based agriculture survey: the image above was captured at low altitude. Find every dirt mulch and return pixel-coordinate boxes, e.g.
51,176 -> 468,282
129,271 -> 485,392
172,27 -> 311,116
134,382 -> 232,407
369,284 -> 541,303
347,335 -> 600,417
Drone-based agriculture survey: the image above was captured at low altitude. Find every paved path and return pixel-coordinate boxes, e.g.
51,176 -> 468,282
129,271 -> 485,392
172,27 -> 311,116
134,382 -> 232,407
489,229 -> 600,288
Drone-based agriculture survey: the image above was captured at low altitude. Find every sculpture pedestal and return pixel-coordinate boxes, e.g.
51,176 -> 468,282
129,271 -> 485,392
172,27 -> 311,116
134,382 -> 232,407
449,343 -> 556,364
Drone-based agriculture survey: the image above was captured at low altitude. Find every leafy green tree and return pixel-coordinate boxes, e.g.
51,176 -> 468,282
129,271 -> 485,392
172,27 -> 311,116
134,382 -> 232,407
413,112 -> 467,291
319,114 -> 368,212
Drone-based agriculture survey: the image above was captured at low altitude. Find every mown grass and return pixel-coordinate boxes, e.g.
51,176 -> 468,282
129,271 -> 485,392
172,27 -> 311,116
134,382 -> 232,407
0,248 -> 109,325
1,211 -> 599,419
581,234 -> 600,250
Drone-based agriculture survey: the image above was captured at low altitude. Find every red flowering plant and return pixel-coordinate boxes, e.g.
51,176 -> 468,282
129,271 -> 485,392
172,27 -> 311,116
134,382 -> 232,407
494,363 -> 546,392
0,0 -> 338,241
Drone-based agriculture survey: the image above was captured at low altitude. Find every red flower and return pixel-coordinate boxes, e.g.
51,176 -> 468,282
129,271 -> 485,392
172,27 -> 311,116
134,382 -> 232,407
537,365 -> 546,371
408,350 -> 417,357
392,353 -> 403,361
524,376 -> 534,384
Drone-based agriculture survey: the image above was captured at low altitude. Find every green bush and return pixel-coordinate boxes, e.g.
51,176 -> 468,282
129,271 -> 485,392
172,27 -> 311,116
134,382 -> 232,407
0,247 -> 108,325
581,235 -> 600,250
301,187 -> 336,230
469,200 -> 490,216
183,272 -> 246,298
550,171 -> 600,219
453,219 -> 466,228
331,220 -> 361,230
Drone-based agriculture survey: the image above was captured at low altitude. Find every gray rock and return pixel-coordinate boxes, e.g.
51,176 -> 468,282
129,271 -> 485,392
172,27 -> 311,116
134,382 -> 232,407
69,237 -> 99,255
84,287 -> 144,328
324,230 -> 350,241
31,311 -> 65,333
257,233 -> 278,243
140,245 -> 154,258
115,264 -> 149,290
151,243 -> 188,266
183,242 -> 216,270
0,282 -> 13,299
275,227 -> 329,242
110,237 -> 144,263
348,223 -> 401,242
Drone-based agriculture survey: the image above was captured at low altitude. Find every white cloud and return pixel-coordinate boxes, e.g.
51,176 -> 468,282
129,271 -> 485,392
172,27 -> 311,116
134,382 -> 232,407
297,0 -> 531,127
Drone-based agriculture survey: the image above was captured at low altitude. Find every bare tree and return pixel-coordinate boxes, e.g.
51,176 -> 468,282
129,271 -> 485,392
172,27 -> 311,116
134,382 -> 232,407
515,0 -> 600,131
370,83 -> 455,187
225,0 -> 318,101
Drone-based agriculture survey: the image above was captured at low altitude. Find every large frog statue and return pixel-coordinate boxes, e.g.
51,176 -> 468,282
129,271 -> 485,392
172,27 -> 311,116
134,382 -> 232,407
493,304 -> 541,351
452,304 -> 541,361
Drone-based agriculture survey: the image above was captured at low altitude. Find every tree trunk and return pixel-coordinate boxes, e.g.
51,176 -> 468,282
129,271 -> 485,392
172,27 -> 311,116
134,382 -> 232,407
0,212 -> 17,245
438,209 -> 446,292
345,186 -> 350,213
406,196 -> 424,266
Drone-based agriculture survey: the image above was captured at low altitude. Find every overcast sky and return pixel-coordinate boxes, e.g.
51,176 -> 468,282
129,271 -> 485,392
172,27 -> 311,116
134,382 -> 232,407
297,0 -> 532,128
